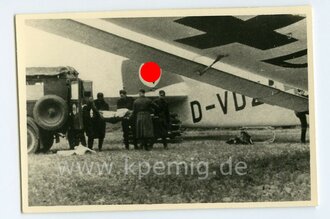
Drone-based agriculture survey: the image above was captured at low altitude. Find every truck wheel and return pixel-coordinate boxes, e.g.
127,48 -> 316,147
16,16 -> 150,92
27,117 -> 39,154
33,95 -> 68,131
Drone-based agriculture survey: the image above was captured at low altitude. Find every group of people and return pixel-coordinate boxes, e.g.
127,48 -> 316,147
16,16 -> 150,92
130,89 -> 170,151
68,89 -> 170,151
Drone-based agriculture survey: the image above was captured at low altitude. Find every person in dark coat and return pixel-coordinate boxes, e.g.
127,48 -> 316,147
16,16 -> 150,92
67,122 -> 86,149
294,90 -> 309,143
82,97 -> 98,149
152,90 -> 170,149
117,89 -> 137,150
133,89 -> 154,150
67,100 -> 87,149
295,111 -> 309,143
92,92 -> 110,151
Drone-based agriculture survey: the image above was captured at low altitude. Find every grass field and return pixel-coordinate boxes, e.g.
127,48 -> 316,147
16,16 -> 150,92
28,128 -> 311,206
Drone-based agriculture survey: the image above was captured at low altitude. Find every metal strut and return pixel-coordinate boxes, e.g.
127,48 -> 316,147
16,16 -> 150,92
197,54 -> 228,76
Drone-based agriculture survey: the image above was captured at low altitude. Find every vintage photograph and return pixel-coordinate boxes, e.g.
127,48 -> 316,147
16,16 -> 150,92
15,7 -> 317,212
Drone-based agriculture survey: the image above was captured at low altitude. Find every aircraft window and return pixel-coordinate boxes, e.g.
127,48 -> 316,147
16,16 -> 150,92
268,80 -> 274,86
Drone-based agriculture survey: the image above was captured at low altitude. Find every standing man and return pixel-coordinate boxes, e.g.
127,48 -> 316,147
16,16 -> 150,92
117,89 -> 137,150
153,90 -> 170,149
295,111 -> 309,143
67,124 -> 87,149
82,97 -> 98,150
294,89 -> 309,143
133,89 -> 154,151
68,98 -> 87,149
92,92 -> 109,151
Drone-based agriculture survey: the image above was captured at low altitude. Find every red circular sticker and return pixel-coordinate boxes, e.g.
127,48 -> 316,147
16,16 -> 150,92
140,62 -> 161,83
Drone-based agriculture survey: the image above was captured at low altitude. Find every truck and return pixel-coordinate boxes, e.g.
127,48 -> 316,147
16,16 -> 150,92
26,66 -> 93,153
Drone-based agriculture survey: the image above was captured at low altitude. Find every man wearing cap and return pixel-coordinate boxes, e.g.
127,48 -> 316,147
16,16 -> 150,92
152,90 -> 170,149
82,97 -> 98,150
117,89 -> 137,150
92,92 -> 109,151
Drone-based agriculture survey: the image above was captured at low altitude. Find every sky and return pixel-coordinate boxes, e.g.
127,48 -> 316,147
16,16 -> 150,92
24,24 -> 126,97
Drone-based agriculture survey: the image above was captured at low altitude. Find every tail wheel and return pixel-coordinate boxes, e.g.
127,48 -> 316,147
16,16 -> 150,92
168,113 -> 182,140
27,117 -> 39,154
33,95 -> 68,131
